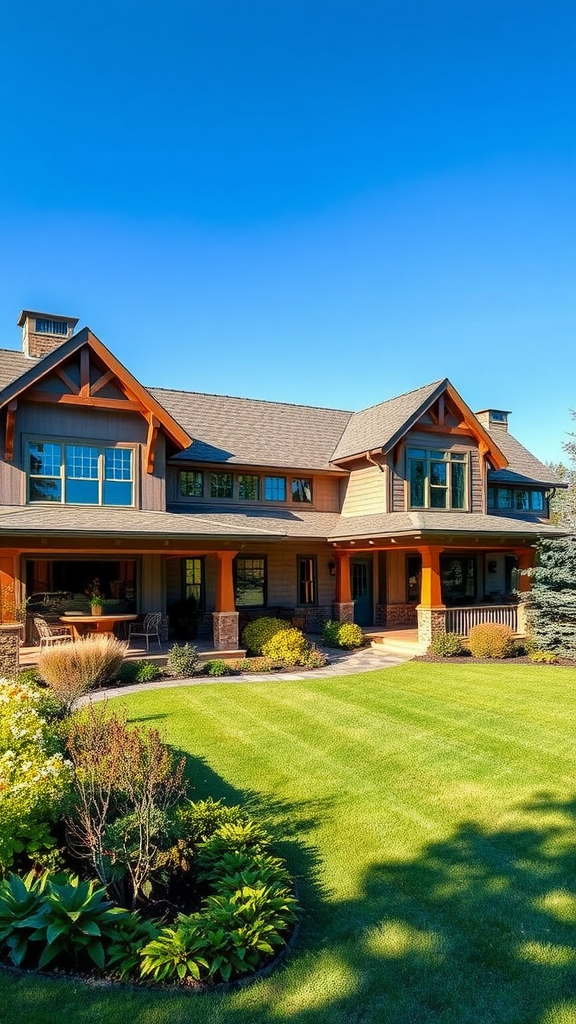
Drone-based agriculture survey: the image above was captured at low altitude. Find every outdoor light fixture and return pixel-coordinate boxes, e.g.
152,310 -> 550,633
328,561 -> 336,576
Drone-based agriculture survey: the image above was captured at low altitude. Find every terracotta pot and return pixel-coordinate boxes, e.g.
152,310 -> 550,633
91,605 -> 103,617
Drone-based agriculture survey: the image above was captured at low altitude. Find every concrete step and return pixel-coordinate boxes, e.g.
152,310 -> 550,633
370,637 -> 428,657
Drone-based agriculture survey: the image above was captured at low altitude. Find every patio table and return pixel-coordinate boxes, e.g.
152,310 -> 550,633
60,614 -> 138,639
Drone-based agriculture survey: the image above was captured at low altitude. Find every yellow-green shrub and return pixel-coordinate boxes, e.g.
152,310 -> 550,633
242,617 -> 290,656
261,628 -> 310,666
468,623 -> 516,659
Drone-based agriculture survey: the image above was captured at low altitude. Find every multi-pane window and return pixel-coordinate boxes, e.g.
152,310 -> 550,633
235,556 -> 266,607
210,472 -> 233,499
238,475 -> 259,500
183,557 -> 204,607
440,556 -> 476,604
488,487 -> 545,512
298,556 -> 316,605
407,449 -> 467,510
28,442 -> 133,506
35,318 -> 67,335
180,471 -> 203,498
292,478 -> 312,503
265,476 -> 286,501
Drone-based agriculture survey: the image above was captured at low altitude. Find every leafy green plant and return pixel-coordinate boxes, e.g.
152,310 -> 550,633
28,873 -> 129,970
321,620 -> 364,649
37,635 -> 126,710
241,617 -> 290,656
139,916 -> 210,982
430,632 -> 465,657
114,659 -> 162,684
0,870 -> 49,967
166,642 -> 202,677
176,798 -> 248,849
204,659 -> 233,677
15,667 -> 42,687
106,911 -> 160,979
468,623 -> 516,659
261,627 -> 310,666
528,648 -> 559,664
0,680 -> 72,869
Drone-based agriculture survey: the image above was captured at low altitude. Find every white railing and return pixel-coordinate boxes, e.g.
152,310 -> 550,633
445,604 -> 518,637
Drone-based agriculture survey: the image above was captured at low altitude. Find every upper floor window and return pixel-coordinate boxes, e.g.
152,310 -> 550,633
180,471 -> 203,498
292,478 -> 312,503
35,318 -> 68,335
238,474 -> 259,500
407,449 -> 467,510
488,486 -> 545,512
265,476 -> 286,501
210,472 -> 233,499
28,441 -> 133,506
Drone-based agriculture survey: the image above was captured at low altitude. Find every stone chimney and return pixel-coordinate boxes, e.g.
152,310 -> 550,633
475,409 -> 510,433
17,310 -> 79,359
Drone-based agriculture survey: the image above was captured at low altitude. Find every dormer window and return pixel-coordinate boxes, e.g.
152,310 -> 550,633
35,318 -> 68,335
408,448 -> 467,510
28,440 -> 134,506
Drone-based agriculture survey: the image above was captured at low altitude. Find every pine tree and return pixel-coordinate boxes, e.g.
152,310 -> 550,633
523,538 -> 576,658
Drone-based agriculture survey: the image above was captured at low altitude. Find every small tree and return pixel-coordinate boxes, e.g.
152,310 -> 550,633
522,538 -> 576,659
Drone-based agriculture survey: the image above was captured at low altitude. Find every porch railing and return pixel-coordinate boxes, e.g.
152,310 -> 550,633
445,604 -> 518,637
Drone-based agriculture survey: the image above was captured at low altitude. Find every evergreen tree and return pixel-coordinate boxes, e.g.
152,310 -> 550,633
523,538 -> 576,658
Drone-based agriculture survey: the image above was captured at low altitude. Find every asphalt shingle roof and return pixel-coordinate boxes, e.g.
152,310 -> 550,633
328,510 -> 567,541
330,380 -> 446,461
486,429 -> 563,487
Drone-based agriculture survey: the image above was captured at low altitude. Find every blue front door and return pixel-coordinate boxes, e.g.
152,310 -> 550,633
350,558 -> 373,626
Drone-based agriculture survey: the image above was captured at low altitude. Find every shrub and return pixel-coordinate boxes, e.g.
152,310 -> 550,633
0,680 -> 72,869
430,632 -> 464,657
321,620 -> 364,649
528,648 -> 559,664
0,870 -> 50,967
261,627 -> 310,666
204,659 -> 233,677
177,799 -> 247,848
15,667 -> 42,687
114,659 -> 162,684
37,635 -> 126,710
302,644 -> 328,669
166,643 -> 202,677
468,623 -> 516,659
65,704 -> 187,907
242,617 -> 290,656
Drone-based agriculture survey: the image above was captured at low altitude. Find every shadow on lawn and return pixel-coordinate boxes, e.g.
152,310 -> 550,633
227,790 -> 576,1024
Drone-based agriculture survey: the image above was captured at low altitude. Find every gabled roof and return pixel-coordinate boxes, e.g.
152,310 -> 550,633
149,387 -> 351,471
0,330 -> 192,452
330,378 -> 508,469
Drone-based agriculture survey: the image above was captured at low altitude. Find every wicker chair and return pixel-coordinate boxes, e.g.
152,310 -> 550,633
34,616 -> 73,649
127,612 -> 162,651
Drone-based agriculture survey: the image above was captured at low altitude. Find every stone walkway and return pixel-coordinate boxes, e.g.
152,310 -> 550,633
87,643 -> 410,703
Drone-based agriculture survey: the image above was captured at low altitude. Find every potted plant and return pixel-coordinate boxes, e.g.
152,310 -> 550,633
86,578 -> 104,616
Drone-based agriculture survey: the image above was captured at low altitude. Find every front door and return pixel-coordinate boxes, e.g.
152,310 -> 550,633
350,558 -> 373,625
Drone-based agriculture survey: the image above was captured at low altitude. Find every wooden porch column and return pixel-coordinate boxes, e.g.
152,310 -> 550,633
516,550 -> 534,594
213,551 -> 240,651
332,551 -> 354,623
416,545 -> 445,648
0,550 -> 19,622
418,546 -> 444,607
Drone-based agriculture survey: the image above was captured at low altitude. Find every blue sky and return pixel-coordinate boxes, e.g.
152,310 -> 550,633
0,0 -> 574,462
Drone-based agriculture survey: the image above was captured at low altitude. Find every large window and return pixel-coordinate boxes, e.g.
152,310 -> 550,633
408,449 -> 467,510
298,556 -> 317,605
440,556 -> 476,605
235,556 -> 266,607
210,472 -> 233,499
488,486 -> 545,512
238,475 -> 260,500
265,476 -> 286,501
28,441 -> 133,506
292,478 -> 312,503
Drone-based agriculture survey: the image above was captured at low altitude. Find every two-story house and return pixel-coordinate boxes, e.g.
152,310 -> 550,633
0,310 -> 566,657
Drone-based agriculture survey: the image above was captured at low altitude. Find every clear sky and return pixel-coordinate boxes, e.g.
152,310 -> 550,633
0,0 -> 574,463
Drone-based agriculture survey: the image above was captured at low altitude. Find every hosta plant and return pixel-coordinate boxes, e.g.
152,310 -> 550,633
29,874 -> 129,970
0,870 -> 49,967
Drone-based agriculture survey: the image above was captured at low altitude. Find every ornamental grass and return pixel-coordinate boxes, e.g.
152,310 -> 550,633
37,635 -> 126,711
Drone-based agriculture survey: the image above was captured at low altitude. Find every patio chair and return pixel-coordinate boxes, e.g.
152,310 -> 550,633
34,616 -> 73,649
127,612 -> 162,651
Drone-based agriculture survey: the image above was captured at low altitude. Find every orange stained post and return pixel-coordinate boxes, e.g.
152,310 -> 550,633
0,549 -> 18,622
215,551 -> 238,612
335,551 -> 352,603
516,549 -> 535,593
418,546 -> 444,607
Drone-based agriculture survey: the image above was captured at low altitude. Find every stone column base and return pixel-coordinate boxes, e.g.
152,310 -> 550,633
212,612 -> 239,650
417,606 -> 446,647
332,602 -> 355,623
0,624 -> 21,677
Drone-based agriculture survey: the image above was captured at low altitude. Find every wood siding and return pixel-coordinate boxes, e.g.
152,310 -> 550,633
341,464 -> 385,517
0,401 -> 167,511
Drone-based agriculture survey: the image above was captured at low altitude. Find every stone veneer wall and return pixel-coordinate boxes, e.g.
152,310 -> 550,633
0,624 -> 21,677
332,602 -> 355,623
212,612 -> 239,650
384,603 -> 418,627
416,607 -> 447,647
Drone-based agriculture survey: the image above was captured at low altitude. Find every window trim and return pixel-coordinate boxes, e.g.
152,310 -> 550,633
407,447 -> 469,511
173,468 -> 316,507
297,555 -> 317,606
26,436 -> 136,508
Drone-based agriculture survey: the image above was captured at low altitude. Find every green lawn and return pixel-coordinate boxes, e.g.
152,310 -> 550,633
2,662 -> 575,1024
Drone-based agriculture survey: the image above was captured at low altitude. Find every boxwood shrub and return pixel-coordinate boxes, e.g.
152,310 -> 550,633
242,617 -> 291,656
